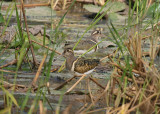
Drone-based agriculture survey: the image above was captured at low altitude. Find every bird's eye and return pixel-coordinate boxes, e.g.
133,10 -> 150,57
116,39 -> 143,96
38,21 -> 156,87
66,48 -> 72,52
96,30 -> 101,34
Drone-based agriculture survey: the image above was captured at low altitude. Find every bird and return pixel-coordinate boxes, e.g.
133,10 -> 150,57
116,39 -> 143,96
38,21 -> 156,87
64,28 -> 105,54
62,48 -> 100,76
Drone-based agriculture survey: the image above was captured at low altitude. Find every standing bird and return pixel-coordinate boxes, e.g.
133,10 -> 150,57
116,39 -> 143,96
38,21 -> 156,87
64,28 -> 105,54
56,48 -> 100,93
62,48 -> 100,76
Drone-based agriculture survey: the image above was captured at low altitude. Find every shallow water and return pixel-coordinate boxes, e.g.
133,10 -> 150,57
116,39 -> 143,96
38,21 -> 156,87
0,1 -> 154,113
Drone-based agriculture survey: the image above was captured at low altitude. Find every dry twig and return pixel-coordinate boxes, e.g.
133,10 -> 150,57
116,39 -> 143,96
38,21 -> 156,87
20,0 -> 37,67
32,54 -> 47,87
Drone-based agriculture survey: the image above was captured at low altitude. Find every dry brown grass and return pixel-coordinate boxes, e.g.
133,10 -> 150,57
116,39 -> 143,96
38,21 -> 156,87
76,26 -> 160,113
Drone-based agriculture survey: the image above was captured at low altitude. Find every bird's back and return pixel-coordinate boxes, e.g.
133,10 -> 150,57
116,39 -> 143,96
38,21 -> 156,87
74,58 -> 100,74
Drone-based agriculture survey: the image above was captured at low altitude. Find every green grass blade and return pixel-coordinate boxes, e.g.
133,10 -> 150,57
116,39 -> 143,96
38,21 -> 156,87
73,9 -> 110,50
20,88 -> 31,112
0,86 -> 20,108
0,1 -> 4,24
54,0 -> 76,33
90,0 -> 110,24
56,91 -> 65,114
43,25 -> 46,46
0,107 -> 11,114
73,0 -> 115,51
46,51 -> 55,80
108,22 -> 124,55
3,3 -> 12,24
15,3 -> 23,42
46,0 -> 76,80
16,37 -> 29,70
2,4 -> 15,35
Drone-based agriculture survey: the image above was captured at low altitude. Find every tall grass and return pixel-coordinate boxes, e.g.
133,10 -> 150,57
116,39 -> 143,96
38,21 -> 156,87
1,0 -> 160,113
99,0 -> 160,113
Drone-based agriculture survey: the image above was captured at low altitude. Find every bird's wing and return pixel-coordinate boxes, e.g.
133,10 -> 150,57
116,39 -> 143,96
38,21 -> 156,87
74,59 -> 100,74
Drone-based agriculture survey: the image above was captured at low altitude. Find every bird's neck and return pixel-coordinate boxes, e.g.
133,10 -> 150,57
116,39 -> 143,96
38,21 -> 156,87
66,55 -> 77,71
91,35 -> 99,43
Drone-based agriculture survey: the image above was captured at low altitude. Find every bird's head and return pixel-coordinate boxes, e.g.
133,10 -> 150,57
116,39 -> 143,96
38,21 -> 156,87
62,48 -> 74,58
91,28 -> 106,41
